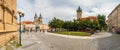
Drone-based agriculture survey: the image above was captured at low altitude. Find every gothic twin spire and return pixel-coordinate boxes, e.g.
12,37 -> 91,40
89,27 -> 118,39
34,13 -> 42,19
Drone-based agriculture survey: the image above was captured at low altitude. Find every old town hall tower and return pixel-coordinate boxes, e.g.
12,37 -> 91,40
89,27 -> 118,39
77,6 -> 82,19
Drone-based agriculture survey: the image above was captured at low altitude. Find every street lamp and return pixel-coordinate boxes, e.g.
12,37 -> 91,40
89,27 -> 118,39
18,10 -> 24,45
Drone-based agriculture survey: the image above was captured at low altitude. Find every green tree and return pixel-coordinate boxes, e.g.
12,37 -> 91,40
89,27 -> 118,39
49,17 -> 64,31
62,21 -> 73,31
97,14 -> 108,31
72,19 -> 79,31
91,20 -> 100,30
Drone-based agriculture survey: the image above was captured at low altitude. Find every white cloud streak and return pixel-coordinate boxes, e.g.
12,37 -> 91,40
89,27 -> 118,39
17,0 -> 120,24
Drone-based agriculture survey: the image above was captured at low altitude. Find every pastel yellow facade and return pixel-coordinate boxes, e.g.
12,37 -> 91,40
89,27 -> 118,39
0,0 -> 18,46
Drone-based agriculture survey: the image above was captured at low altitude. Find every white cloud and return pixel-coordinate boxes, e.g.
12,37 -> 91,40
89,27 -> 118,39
17,0 -> 36,22
70,0 -> 119,16
17,0 -> 120,24
31,0 -> 76,23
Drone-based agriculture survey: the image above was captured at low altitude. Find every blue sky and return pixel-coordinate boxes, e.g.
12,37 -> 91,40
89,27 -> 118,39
17,0 -> 120,24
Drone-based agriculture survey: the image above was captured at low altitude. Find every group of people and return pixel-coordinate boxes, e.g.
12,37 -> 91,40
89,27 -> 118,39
21,27 -> 47,33
20,25 -> 48,33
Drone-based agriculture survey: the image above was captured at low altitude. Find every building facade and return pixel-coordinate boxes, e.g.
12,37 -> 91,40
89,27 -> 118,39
0,0 -> 18,46
19,20 -> 49,32
18,13 -> 49,32
107,4 -> 120,32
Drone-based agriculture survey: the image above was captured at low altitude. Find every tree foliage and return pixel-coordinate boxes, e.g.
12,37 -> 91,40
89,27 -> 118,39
49,15 -> 108,32
97,14 -> 108,30
49,17 -> 64,29
62,21 -> 73,31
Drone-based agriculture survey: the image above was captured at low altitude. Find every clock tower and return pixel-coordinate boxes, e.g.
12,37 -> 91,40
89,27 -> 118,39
77,6 -> 82,19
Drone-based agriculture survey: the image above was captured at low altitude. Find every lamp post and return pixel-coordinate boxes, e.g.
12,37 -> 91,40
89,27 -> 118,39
18,10 -> 24,45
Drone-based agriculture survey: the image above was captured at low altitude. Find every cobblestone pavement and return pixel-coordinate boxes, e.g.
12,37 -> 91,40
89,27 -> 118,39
15,32 -> 120,50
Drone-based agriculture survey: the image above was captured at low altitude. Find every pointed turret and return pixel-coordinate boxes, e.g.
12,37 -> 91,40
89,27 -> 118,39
34,13 -> 38,24
38,13 -> 43,24
39,13 -> 42,19
77,6 -> 82,12
34,13 -> 38,18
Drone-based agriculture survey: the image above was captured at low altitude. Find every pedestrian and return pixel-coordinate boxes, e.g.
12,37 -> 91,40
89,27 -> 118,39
30,28 -> 32,32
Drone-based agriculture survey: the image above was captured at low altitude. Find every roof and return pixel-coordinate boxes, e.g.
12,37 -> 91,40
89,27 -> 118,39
88,16 -> 97,20
81,18 -> 86,20
18,21 -> 34,25
81,16 -> 97,20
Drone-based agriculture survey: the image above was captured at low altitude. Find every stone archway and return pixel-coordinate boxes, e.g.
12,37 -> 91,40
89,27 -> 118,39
112,26 -> 115,33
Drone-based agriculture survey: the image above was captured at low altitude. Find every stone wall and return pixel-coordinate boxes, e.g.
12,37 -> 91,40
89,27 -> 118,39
107,4 -> 120,32
118,5 -> 120,27
0,0 -> 17,47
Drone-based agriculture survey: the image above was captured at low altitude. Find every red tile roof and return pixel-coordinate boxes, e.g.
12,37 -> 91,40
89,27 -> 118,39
17,21 -> 34,25
81,18 -> 87,20
80,16 -> 97,20
88,16 -> 97,20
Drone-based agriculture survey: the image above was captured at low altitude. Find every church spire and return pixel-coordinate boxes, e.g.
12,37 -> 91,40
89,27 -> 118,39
34,13 -> 38,18
39,13 -> 42,19
77,6 -> 82,12
77,6 -> 82,19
